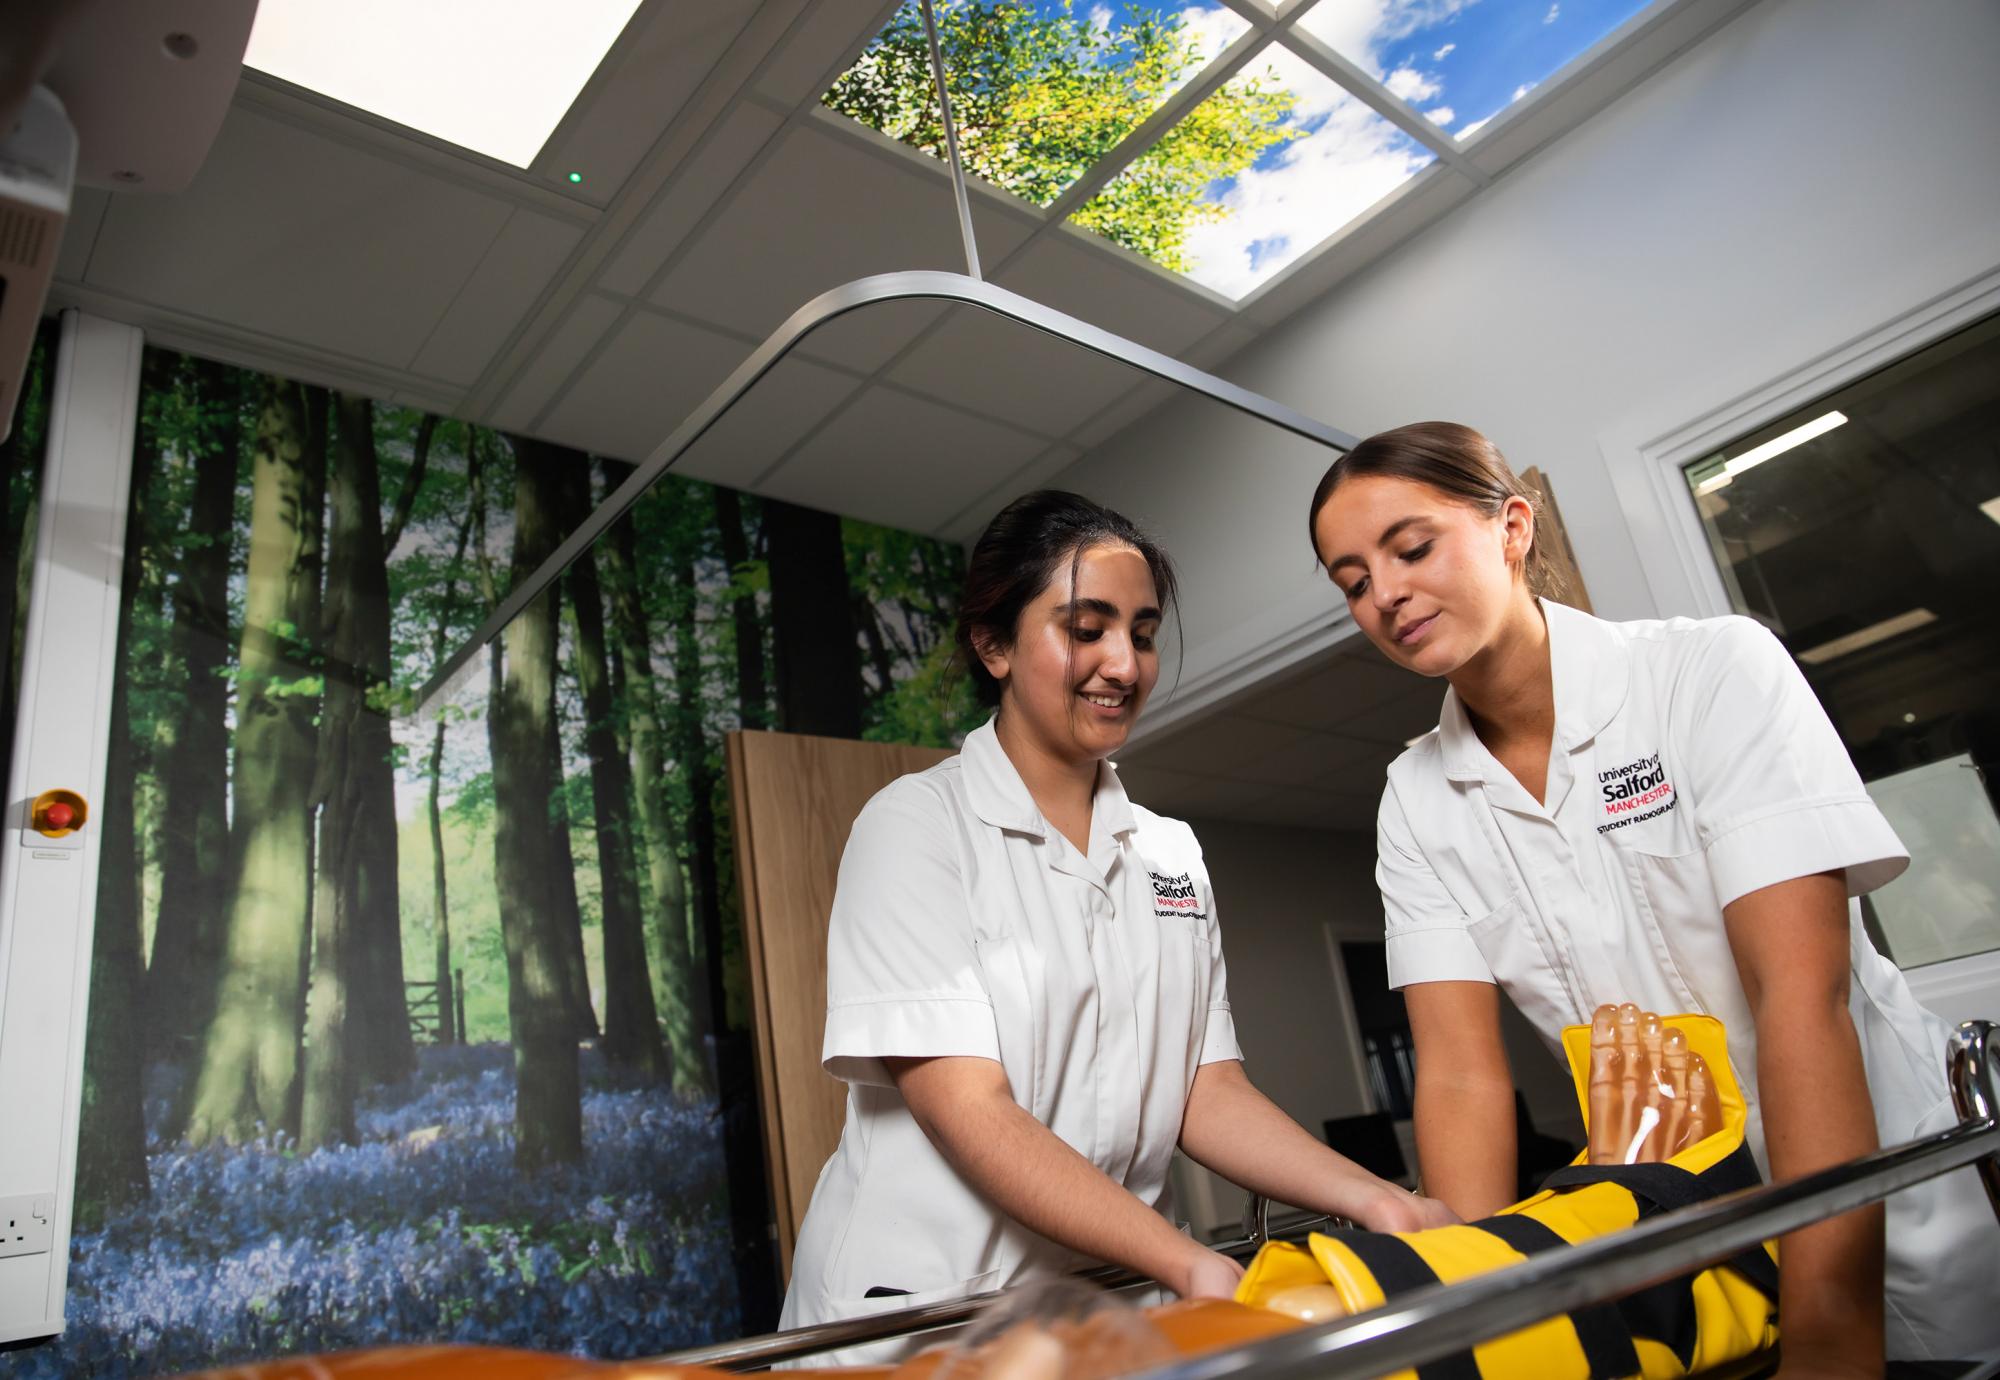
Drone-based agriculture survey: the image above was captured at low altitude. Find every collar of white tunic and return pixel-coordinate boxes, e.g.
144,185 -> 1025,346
959,716 -> 1139,845
1436,598 -> 1634,784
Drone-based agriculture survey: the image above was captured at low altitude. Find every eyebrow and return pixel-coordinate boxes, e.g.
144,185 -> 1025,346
1070,597 -> 1162,622
1326,516 -> 1432,574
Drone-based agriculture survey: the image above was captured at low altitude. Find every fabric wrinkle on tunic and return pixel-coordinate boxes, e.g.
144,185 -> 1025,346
1376,598 -> 2000,1361
780,718 -> 1241,1356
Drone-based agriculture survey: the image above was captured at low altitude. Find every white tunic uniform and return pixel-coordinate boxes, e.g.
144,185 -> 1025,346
779,719 -> 1242,1349
1378,600 -> 2000,1361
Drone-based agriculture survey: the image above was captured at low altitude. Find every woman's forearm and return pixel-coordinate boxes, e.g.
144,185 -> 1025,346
1414,1070 -> 1516,1220
893,1057 -> 1206,1291
1752,988 -> 1883,1376
1179,1060 -> 1426,1227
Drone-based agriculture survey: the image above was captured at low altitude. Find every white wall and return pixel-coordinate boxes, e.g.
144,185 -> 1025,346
1058,0 -> 2000,672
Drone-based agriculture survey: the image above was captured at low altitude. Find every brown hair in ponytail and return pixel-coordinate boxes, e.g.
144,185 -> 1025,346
1305,421 -> 1566,601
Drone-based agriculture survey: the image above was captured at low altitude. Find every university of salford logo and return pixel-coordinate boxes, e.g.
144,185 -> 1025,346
1596,751 -> 1676,835
1149,870 -> 1206,921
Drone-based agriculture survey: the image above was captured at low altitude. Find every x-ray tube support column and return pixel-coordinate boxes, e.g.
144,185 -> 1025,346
0,310 -> 141,1345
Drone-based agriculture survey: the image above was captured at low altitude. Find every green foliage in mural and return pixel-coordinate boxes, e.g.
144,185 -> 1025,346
52,338 -> 986,1371
824,0 -> 1301,271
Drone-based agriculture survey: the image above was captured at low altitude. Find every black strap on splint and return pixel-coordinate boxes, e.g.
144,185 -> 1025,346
1477,1214 -> 1643,1379
1322,1228 -> 1483,1380
1541,1142 -> 1780,1368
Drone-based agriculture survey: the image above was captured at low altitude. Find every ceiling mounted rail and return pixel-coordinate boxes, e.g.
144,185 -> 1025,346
408,269 -> 1357,717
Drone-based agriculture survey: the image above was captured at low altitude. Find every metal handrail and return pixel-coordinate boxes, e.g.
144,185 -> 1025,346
658,1210 -> 1334,1370
655,1020 -> 1998,1372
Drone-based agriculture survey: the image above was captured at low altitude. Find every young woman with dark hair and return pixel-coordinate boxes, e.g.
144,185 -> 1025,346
778,490 -> 1453,1355
1309,422 -> 1999,1373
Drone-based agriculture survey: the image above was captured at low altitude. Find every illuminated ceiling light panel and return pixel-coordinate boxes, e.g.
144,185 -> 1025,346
244,0 -> 644,167
821,0 -> 1251,207
1980,496 -> 2000,526
1294,0 -> 1658,141
1796,608 -> 1936,666
1693,410 -> 1848,495
1072,45 -> 1435,299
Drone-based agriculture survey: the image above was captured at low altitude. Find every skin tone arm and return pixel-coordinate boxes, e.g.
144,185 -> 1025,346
888,1054 -> 1243,1298
1722,871 -> 1883,1380
1405,980 -> 1519,1220
1179,1059 -> 1458,1232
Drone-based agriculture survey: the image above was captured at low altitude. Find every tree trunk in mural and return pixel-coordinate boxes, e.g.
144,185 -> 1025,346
184,378 -> 327,1146
491,435 -> 582,1166
75,385 -> 158,1226
145,359 -> 240,1050
425,473 -> 477,1048
547,718 -> 601,1043
300,394 -> 407,1149
562,470 -> 667,1079
669,512 -> 723,1000
766,497 -> 861,738
599,460 -> 710,1095
713,486 -> 768,730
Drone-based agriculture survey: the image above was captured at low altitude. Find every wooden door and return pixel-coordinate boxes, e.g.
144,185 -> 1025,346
724,729 -> 955,1280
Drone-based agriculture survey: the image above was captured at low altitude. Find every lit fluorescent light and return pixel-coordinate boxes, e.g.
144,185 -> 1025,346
1718,410 -> 1848,483
245,0 -> 643,168
1981,496 -> 2000,526
1796,608 -> 1935,666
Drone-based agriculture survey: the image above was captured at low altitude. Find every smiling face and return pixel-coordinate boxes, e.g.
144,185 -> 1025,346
1313,473 -> 1535,678
977,541 -> 1163,766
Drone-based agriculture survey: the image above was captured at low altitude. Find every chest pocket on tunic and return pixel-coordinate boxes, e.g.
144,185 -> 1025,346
1466,891 -> 1575,1035
1605,839 -> 1716,1015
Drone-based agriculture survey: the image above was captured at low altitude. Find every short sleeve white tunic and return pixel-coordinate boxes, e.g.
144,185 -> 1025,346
778,718 -> 1241,1336
1377,599 -> 2000,1361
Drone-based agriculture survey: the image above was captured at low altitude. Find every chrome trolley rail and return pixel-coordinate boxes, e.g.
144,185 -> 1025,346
653,1020 -> 2000,1374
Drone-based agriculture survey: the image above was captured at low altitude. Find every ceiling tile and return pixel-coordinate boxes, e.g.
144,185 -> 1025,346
87,106 -> 515,365
762,384 -> 1048,533
539,308 -> 747,460
532,0 -> 761,190
412,210 -> 583,385
670,354 -> 864,490
649,122 -> 1035,371
596,101 -> 785,297
754,0 -> 893,108
936,442 -> 1082,546
993,232 -> 1229,359
885,303 -> 1150,439
486,292 -> 625,435
1065,377 -> 1175,450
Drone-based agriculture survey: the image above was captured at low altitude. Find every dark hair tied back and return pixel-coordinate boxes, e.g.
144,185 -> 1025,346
956,490 -> 1180,709
1305,421 -> 1565,601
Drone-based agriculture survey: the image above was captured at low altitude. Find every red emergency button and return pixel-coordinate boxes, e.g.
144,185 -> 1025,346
30,789 -> 88,838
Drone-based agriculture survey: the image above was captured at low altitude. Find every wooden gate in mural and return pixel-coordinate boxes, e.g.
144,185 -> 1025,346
725,729 -> 953,1281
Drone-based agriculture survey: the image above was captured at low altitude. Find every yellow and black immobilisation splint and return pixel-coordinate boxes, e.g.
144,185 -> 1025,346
1236,1014 -> 1779,1380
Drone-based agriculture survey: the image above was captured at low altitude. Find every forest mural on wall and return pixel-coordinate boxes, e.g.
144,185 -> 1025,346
2,343 -> 981,1379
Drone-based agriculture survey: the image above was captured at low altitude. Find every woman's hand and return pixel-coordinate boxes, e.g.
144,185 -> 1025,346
1351,1182 -> 1461,1233
1173,1243 -> 1247,1300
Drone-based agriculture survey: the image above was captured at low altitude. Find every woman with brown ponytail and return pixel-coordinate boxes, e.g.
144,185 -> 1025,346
1308,422 -> 1999,1374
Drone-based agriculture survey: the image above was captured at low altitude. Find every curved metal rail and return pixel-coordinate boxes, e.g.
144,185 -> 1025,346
408,270 -> 1358,717
653,1019 -> 1998,1372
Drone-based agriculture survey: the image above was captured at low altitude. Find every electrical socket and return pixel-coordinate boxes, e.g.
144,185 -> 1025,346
0,1194 -> 55,1259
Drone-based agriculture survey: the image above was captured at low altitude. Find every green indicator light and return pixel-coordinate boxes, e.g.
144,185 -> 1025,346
567,171 -> 583,184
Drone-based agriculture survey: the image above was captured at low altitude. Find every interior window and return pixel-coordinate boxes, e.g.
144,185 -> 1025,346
1682,313 -> 2000,969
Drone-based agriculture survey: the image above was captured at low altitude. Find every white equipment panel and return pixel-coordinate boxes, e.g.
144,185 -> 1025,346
0,311 -> 140,1344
